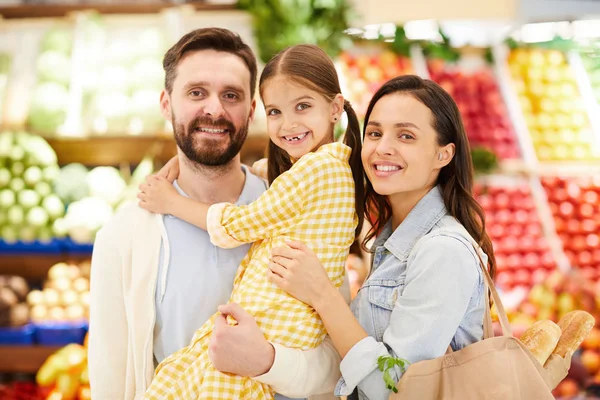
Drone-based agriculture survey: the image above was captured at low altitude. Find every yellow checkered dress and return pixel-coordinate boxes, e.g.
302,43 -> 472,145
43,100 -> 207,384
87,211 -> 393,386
143,142 -> 357,399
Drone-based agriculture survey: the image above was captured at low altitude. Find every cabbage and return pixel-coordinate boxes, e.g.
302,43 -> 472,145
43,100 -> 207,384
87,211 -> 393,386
38,226 -> 53,243
0,189 -> 15,208
0,168 -> 10,187
1,225 -> 18,243
19,226 -> 37,242
52,217 -> 68,238
23,166 -> 43,187
18,190 -> 41,209
43,165 -> 60,184
10,146 -> 24,163
11,161 -> 25,177
24,135 -> 58,167
54,163 -> 89,204
36,51 -> 71,86
35,182 -> 53,198
64,197 -> 113,243
7,205 -> 24,225
9,178 -> 25,193
26,206 -> 49,228
28,82 -> 69,133
42,194 -> 65,220
0,132 -> 12,160
40,29 -> 73,55
86,166 -> 126,207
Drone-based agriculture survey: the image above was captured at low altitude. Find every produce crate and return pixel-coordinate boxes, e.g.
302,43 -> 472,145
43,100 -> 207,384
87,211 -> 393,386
0,239 -> 62,254
0,324 -> 35,346
33,321 -> 87,346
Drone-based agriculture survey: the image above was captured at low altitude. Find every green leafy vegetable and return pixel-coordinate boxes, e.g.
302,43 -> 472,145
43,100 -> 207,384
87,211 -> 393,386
377,355 -> 409,393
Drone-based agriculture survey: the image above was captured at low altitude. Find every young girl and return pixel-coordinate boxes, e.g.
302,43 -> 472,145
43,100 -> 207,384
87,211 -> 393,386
265,75 -> 496,399
138,44 -> 364,399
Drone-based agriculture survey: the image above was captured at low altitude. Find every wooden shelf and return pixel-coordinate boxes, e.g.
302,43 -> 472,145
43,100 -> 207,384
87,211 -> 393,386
0,2 -> 235,19
45,133 -> 269,166
0,253 -> 90,281
0,346 -> 61,373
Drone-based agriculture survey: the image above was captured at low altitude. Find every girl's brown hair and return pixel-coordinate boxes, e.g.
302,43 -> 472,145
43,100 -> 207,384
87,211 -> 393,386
363,75 -> 496,279
258,44 -> 364,240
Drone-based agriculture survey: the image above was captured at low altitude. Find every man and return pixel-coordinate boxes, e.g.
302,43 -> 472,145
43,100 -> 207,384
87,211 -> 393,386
88,27 -> 347,400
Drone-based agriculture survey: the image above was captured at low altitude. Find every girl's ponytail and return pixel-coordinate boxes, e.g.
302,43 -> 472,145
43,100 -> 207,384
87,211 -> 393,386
342,99 -> 365,240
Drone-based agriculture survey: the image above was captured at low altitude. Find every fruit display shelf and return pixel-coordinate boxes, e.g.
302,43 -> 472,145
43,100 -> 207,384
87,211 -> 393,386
474,176 -> 559,293
506,269 -> 600,396
0,253 -> 90,281
0,2 -> 234,19
507,47 -> 599,162
541,175 -> 600,283
427,56 -> 521,160
0,345 -> 61,373
337,44 -> 417,117
44,134 -> 268,168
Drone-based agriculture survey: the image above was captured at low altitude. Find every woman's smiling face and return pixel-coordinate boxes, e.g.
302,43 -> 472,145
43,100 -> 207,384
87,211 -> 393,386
362,93 -> 445,199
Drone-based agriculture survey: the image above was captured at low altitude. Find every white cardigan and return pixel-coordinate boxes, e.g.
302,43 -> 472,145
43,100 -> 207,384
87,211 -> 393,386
88,203 -> 346,400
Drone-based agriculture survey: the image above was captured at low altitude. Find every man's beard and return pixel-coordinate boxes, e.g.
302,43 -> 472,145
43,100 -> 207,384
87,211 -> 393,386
173,113 -> 249,167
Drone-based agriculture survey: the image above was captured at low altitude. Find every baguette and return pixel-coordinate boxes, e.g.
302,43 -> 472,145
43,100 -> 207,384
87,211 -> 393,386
520,319 -> 562,366
552,310 -> 595,358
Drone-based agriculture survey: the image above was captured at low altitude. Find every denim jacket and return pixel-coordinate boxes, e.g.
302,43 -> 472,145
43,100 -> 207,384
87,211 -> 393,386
335,186 -> 486,400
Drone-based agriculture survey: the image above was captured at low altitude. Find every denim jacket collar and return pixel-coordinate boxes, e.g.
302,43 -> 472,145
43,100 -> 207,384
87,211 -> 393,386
372,186 -> 448,261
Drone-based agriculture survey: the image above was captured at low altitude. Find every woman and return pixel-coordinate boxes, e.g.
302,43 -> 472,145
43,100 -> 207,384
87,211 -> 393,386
266,75 -> 497,399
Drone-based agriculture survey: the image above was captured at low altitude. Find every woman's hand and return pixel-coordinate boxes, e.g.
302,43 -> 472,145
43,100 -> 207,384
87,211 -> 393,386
138,175 -> 179,214
268,241 -> 334,308
157,156 -> 180,183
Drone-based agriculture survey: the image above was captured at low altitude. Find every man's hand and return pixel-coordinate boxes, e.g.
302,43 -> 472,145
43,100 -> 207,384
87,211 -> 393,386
209,303 -> 275,377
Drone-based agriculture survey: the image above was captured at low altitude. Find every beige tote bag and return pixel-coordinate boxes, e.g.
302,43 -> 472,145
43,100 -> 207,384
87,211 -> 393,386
389,255 -> 571,400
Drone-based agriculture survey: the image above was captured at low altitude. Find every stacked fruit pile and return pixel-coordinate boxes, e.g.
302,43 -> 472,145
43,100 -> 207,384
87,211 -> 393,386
510,270 -> 599,327
541,176 -> 600,282
508,48 -> 597,161
0,275 -> 30,327
0,132 -> 65,244
0,381 -> 49,400
337,48 -> 414,116
37,337 -> 90,400
509,270 -> 600,397
428,61 -> 520,160
474,182 -> 556,292
26,262 -> 90,324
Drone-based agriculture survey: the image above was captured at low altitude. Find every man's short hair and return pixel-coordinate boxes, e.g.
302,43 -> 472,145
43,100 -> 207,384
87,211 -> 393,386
163,27 -> 258,98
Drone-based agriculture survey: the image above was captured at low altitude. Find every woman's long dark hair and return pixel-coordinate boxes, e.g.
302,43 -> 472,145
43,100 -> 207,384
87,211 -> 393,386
362,75 -> 496,279
258,44 -> 364,240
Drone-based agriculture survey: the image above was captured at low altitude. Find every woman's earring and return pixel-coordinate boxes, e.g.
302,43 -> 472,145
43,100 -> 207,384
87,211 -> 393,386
334,117 -> 338,121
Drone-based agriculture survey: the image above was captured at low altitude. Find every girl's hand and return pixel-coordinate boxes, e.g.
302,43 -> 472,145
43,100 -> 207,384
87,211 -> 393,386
268,241 -> 333,307
249,158 -> 268,180
138,175 -> 179,214
157,156 -> 180,183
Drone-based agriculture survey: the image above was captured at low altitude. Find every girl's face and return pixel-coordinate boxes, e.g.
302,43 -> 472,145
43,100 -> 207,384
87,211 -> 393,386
362,93 -> 454,201
262,76 -> 342,160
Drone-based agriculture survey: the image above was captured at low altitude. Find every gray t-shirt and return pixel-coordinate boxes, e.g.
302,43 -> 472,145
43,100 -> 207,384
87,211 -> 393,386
153,167 -> 304,400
